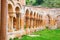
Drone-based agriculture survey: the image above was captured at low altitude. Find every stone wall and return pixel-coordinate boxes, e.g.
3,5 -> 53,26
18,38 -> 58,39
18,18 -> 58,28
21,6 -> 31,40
7,0 -> 60,40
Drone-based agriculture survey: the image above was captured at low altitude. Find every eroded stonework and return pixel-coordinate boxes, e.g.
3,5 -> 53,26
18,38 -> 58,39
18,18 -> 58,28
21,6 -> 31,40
7,0 -> 60,40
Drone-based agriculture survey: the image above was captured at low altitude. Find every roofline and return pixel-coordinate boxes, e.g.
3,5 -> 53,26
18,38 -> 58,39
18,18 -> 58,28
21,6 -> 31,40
23,5 -> 60,9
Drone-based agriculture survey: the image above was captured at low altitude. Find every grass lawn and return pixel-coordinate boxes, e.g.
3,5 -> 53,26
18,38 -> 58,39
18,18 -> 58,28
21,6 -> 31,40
10,29 -> 60,40
20,29 -> 60,40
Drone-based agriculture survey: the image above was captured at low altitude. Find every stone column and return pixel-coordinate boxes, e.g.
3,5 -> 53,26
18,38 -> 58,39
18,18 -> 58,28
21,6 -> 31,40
38,20 -> 40,27
39,19 -> 41,28
34,18 -> 36,31
39,16 -> 41,28
11,17 -> 13,31
49,17 -> 56,29
32,19 -> 33,28
20,14 -> 24,29
20,13 -> 25,35
42,16 -> 46,29
36,15 -> 39,29
36,20 -> 37,28
30,18 -> 33,28
37,18 -> 39,30
38,20 -> 39,28
8,16 -> 13,32
26,18 -> 30,28
35,18 -> 37,31
57,16 -> 60,28
30,18 -> 33,32
49,18 -> 53,28
0,0 -> 8,40
19,13 -> 20,29
26,16 -> 30,34
33,18 -> 36,31
25,11 -> 30,29
16,13 -> 20,31
41,16 -> 43,29
33,19 -> 34,28
40,19 -> 42,28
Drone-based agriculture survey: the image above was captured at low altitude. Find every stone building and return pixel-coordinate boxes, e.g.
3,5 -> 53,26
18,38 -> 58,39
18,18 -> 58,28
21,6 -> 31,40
0,0 -> 60,40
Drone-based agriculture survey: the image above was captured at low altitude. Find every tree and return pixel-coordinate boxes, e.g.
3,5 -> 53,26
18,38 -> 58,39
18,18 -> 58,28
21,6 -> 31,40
26,0 -> 60,8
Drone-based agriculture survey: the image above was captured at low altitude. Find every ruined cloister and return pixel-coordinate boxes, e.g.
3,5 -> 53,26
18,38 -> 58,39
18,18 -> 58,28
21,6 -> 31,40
0,0 -> 60,40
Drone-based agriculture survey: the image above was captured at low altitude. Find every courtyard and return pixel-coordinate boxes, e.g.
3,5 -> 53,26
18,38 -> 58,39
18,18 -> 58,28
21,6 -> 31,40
10,29 -> 60,40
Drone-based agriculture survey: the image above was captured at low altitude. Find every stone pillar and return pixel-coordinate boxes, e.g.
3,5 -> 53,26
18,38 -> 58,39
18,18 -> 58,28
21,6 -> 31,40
33,18 -> 36,31
33,19 -> 35,27
30,18 -> 33,32
35,18 -> 37,31
20,14 -> 24,29
40,16 -> 43,29
19,14 -> 20,29
40,19 -> 42,28
32,18 -> 34,32
0,0 -> 8,40
49,18 -> 53,28
49,17 -> 56,29
42,16 -> 46,29
57,16 -> 60,28
36,20 -> 37,28
39,16 -> 41,28
19,13 -> 25,35
38,20 -> 39,27
25,14 -> 30,34
37,17 -> 40,30
11,17 -> 13,31
39,19 -> 41,28
16,13 -> 20,30
36,19 -> 38,30
26,18 -> 30,28
38,20 -> 40,27
34,18 -> 36,31
8,16 -> 13,32
30,18 -> 33,28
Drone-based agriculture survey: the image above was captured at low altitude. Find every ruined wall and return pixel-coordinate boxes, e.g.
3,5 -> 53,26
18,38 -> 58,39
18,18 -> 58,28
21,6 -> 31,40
7,0 -> 60,39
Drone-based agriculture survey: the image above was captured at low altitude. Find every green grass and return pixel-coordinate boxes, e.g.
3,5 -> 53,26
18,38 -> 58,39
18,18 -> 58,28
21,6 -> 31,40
10,29 -> 60,40
20,29 -> 60,40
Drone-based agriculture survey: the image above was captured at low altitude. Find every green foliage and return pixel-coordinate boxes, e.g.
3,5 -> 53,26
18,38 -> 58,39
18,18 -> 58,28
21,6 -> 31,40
9,38 -> 13,40
26,0 -> 36,5
9,37 -> 20,40
26,0 -> 60,8
13,37 -> 19,40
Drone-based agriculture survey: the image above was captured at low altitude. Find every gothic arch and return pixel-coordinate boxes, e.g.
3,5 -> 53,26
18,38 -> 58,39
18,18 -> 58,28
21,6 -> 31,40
33,12 -> 37,29
30,11 -> 33,18
10,0 -> 15,5
30,11 -> 33,28
14,7 -> 20,31
57,15 -> 60,28
25,9 -> 30,17
8,4 -> 14,32
15,7 -> 20,13
17,3 -> 22,9
46,14 -> 51,26
34,12 -> 36,16
8,4 -> 13,12
8,1 -> 15,12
